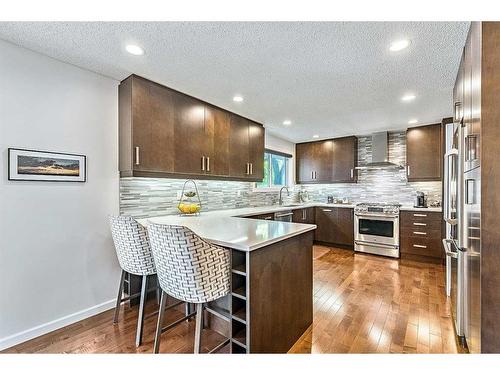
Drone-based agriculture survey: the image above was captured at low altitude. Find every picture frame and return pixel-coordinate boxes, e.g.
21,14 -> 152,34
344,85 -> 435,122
8,148 -> 87,182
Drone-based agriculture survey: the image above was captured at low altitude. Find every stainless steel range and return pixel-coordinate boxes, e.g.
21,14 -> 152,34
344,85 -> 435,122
354,203 -> 400,258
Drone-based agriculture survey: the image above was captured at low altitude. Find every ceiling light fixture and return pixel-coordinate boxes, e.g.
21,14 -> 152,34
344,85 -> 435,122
408,119 -> 418,124
389,39 -> 410,52
401,94 -> 416,102
125,44 -> 145,56
312,135 -> 319,139
283,120 -> 292,126
233,95 -> 243,102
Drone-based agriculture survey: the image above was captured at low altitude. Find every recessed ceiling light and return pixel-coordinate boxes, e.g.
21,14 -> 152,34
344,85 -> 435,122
389,39 -> 410,52
408,119 -> 418,124
312,135 -> 319,139
125,44 -> 144,56
283,120 -> 292,126
233,95 -> 243,102
401,94 -> 416,102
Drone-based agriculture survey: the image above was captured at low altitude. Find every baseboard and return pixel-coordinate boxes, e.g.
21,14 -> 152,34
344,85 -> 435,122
0,298 -> 116,351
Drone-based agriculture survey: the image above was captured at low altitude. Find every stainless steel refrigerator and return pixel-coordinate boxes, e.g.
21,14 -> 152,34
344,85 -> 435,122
443,86 -> 482,354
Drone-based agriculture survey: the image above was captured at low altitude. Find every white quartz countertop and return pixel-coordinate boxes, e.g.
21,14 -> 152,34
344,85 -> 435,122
137,202 -> 441,251
138,214 -> 316,252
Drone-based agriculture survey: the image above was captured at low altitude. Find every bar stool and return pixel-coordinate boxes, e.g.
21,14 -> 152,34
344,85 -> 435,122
109,215 -> 162,347
147,223 -> 231,354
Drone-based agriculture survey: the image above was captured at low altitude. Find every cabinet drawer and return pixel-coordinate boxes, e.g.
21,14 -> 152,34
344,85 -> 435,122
401,236 -> 443,258
401,227 -> 441,240
401,210 -> 442,223
401,216 -> 442,231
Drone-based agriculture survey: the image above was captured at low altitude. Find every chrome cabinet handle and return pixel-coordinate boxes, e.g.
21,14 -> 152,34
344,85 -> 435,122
246,163 -> 249,175
135,147 -> 140,165
201,156 -> 205,171
264,216 -> 272,220
413,244 -> 427,248
250,163 -> 253,175
413,213 -> 427,217
407,165 -> 410,176
350,169 -> 354,179
322,209 -> 332,212
314,171 -> 317,179
413,231 -> 427,235
413,222 -> 427,226
206,157 -> 210,172
311,171 -> 314,180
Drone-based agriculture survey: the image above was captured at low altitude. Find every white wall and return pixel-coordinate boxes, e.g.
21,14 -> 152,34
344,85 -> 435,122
0,40 -> 120,349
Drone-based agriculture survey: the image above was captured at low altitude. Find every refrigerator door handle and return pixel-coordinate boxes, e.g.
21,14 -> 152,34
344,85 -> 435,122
442,238 -> 458,258
444,149 -> 459,225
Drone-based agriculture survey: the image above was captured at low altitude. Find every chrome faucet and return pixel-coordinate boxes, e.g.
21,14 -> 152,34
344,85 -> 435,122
278,186 -> 290,205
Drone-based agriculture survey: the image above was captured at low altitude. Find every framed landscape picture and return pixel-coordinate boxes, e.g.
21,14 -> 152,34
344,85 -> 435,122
8,148 -> 87,182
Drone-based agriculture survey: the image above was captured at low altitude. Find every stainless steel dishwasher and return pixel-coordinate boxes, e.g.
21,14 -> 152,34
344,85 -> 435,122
274,210 -> 293,222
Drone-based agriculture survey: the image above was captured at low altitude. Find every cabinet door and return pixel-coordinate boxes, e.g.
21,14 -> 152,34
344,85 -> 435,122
131,76 -> 175,173
314,140 -> 333,182
229,114 -> 250,178
248,121 -> 265,181
406,124 -> 442,181
335,208 -> 354,246
296,143 -> 315,183
315,208 -> 336,243
204,105 -> 230,176
315,207 -> 353,246
332,136 -> 358,182
173,94 -> 206,174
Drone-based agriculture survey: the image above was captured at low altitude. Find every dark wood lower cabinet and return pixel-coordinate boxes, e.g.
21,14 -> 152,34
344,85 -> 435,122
315,207 -> 354,248
292,207 -> 315,224
400,210 -> 443,261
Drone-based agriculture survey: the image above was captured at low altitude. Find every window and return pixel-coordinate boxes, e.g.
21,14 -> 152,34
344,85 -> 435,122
256,150 -> 290,189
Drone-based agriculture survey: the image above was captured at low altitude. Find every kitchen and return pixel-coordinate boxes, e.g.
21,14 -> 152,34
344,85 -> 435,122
1,9 -> 500,371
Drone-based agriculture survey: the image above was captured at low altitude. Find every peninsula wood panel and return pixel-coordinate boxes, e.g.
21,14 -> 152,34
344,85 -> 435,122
406,123 -> 442,182
249,232 -> 313,353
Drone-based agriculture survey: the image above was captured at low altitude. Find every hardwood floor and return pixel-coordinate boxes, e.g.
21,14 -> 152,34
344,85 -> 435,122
2,246 -> 462,354
289,246 -> 462,353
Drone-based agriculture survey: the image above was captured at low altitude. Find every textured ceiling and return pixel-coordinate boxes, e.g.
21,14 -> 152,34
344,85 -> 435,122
0,22 -> 469,142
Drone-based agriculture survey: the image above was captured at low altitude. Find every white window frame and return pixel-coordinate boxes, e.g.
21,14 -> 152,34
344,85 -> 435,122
253,150 -> 292,192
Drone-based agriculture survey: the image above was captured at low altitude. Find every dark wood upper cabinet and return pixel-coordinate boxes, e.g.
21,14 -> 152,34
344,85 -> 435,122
296,136 -> 357,184
332,136 -> 358,183
173,94 -> 206,174
406,123 -> 442,182
204,105 -> 230,176
315,207 -> 353,247
248,121 -> 265,181
119,75 -> 175,175
119,75 -> 264,181
229,114 -> 251,179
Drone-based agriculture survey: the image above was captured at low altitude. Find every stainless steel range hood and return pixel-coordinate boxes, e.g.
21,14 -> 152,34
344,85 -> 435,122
355,132 -> 403,170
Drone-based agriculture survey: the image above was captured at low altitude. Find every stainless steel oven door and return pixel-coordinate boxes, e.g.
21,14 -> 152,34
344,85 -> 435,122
354,214 -> 399,247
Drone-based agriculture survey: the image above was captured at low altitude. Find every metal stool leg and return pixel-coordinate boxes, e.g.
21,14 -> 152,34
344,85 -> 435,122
113,270 -> 125,324
153,291 -> 167,353
194,303 -> 203,354
135,275 -> 148,347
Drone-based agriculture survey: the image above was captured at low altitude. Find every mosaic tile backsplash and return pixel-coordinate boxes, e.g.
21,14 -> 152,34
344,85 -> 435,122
120,131 -> 442,218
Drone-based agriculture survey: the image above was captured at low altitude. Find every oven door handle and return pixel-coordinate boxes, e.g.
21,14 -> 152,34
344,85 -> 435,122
355,240 -> 398,249
355,213 -> 399,219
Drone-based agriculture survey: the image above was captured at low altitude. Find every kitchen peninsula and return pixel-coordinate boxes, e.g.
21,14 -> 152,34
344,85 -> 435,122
138,211 -> 316,353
